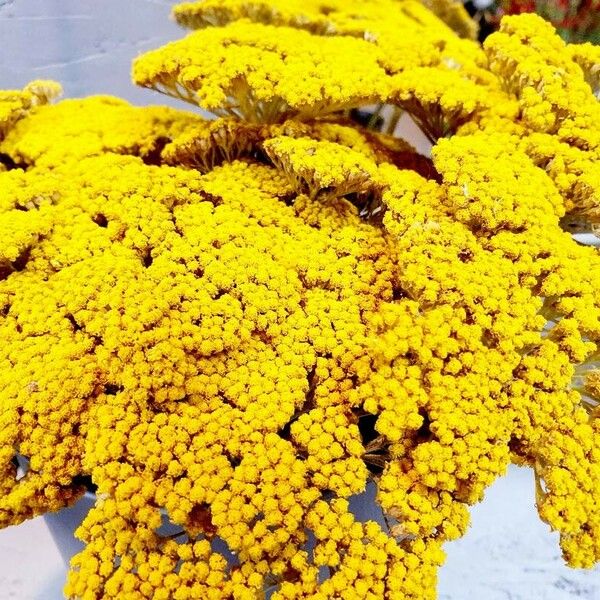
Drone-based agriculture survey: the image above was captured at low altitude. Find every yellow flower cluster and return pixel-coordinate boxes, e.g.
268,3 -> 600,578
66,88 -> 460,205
162,118 -> 416,174
427,132 -> 600,568
0,80 -> 62,141
485,15 -> 600,147
0,96 -> 202,168
570,42 -> 600,97
1,2 -> 600,599
481,15 -> 600,226
132,21 -> 391,122
137,1 -> 492,134
161,118 -> 264,172
420,0 -> 477,40
263,136 -> 380,200
172,0 -> 475,40
290,406 -> 367,496
389,67 -> 493,142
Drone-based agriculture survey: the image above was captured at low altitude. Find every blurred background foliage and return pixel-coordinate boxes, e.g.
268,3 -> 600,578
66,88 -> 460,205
465,0 -> 600,43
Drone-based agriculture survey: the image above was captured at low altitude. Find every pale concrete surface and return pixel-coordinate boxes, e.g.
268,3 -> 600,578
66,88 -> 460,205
439,466 -> 599,600
0,0 -> 182,106
0,1 -> 599,598
0,515 -> 65,599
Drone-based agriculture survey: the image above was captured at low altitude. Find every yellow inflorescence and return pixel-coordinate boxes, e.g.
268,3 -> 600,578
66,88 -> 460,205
132,21 -> 392,122
263,136 -> 381,200
481,14 -> 600,229
389,67 -> 492,141
172,0 -> 474,38
569,42 -> 600,97
161,118 -> 416,174
485,15 -> 600,148
0,96 -> 202,168
0,80 -> 62,140
1,3 -> 600,600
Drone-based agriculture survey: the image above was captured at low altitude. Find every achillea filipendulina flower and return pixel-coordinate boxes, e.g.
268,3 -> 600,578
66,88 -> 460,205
0,96 -> 201,168
0,80 -> 61,142
2,2 -> 600,599
485,14 -> 600,150
517,132 -> 600,223
161,118 -> 263,171
570,42 -> 600,97
172,0 -> 335,32
132,21 -> 392,122
172,0 -> 474,38
432,133 -> 565,231
162,118 -> 417,174
389,67 -> 493,141
263,136 -> 381,200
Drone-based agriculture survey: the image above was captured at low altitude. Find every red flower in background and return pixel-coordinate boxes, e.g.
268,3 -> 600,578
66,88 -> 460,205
472,0 -> 600,42
504,0 -> 538,13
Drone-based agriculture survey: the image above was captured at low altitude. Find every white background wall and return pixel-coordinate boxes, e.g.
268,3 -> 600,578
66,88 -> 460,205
0,1 -> 599,598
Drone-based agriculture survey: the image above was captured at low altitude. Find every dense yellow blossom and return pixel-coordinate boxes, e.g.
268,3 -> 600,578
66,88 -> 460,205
172,0 -> 468,38
132,21 -> 392,122
162,118 -> 417,173
0,96 -> 202,168
170,0 -> 490,91
433,133 -> 564,231
389,67 -> 492,141
485,14 -> 600,151
514,132 -> 600,220
263,136 -> 380,200
569,42 -> 600,97
290,406 -> 368,496
169,0 -> 496,138
172,0 -> 336,32
161,118 -> 263,171
2,3 -> 600,600
0,80 -> 61,141
455,16 -> 600,229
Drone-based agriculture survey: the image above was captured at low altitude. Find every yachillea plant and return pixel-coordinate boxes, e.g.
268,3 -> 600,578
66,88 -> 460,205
0,1 -> 599,598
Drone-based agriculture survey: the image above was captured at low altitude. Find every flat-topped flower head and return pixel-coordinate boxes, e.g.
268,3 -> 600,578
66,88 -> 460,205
132,21 -> 391,122
485,13 -> 600,151
162,118 -> 419,173
515,132 -> 600,224
263,136 -> 381,200
569,42 -> 600,98
389,67 -> 493,141
172,0 -> 332,32
0,96 -> 202,168
161,118 -> 264,171
171,0 -> 483,90
433,132 -> 565,232
173,0 -> 475,39
0,80 -> 61,141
